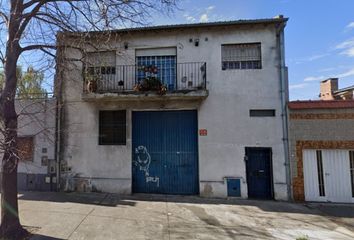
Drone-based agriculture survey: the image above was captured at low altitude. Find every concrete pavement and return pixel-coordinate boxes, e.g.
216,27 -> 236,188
3,192 -> 354,239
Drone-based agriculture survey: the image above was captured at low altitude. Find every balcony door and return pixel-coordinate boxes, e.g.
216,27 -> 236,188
136,48 -> 177,91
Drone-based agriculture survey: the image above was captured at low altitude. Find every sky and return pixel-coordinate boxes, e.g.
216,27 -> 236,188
152,0 -> 354,100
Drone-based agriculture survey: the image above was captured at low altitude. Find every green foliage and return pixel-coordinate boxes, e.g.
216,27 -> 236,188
140,76 -> 162,91
0,66 -> 47,99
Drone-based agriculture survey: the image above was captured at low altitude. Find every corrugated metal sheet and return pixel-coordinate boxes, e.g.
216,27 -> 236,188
132,110 -> 199,195
303,150 -> 325,202
66,17 -> 288,36
322,150 -> 352,203
303,149 -> 354,203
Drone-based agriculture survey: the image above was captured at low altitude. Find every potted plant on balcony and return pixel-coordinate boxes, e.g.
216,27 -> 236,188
133,77 -> 167,95
85,72 -> 99,93
134,65 -> 167,95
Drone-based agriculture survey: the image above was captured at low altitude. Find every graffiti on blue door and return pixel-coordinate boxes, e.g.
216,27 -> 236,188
134,145 -> 160,187
132,110 -> 199,195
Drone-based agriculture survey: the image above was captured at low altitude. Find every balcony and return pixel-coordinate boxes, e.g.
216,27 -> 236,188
82,62 -> 208,101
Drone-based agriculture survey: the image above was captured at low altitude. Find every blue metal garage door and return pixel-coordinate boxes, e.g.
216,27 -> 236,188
132,110 -> 199,195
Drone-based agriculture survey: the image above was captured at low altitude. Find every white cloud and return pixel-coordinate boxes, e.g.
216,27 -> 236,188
307,53 -> 329,61
304,76 -> 326,82
206,6 -> 215,11
183,14 -> 196,22
337,67 -> 354,78
346,22 -> 354,29
303,67 -> 354,83
199,14 -> 208,22
289,83 -> 308,90
336,38 -> 354,57
183,5 -> 220,24
318,67 -> 336,73
294,53 -> 329,64
199,6 -> 215,23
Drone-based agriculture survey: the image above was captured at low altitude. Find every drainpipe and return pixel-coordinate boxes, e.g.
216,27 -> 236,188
276,19 -> 291,200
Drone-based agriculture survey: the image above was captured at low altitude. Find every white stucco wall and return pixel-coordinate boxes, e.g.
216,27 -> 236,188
60,22 -> 288,200
16,99 -> 56,175
0,99 -> 56,176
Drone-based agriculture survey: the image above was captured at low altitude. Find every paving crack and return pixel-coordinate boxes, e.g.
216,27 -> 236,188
67,207 -> 95,239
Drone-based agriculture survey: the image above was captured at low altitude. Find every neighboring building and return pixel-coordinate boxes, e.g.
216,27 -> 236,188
320,78 -> 354,100
56,17 -> 289,199
0,98 -> 57,191
288,100 -> 354,203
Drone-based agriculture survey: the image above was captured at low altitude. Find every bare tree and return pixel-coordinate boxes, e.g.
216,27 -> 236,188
0,0 -> 177,238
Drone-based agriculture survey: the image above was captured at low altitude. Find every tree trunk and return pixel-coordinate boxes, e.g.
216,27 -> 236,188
0,45 -> 26,239
0,1 -> 28,238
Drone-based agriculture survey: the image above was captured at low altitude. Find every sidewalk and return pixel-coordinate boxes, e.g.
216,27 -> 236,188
5,191 -> 354,239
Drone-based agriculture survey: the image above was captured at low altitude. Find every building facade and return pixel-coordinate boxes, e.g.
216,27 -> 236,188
289,100 -> 354,203
57,17 -> 289,200
0,98 -> 56,191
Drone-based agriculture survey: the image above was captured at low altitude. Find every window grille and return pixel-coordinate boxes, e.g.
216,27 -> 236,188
136,55 -> 176,90
222,43 -> 262,70
99,110 -> 126,145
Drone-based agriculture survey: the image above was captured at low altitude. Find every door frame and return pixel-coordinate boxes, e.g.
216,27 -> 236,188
245,147 -> 274,199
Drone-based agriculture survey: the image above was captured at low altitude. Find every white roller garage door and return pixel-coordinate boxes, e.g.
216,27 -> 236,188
303,149 -> 354,203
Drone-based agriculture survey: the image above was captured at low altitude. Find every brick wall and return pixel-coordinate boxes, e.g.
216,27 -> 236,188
319,78 -> 338,100
288,107 -> 354,201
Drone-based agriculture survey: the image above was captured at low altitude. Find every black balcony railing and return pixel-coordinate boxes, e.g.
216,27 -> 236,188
83,62 -> 206,94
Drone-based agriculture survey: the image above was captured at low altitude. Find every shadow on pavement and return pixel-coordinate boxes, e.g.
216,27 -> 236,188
307,203 -> 354,218
18,191 -> 136,207
30,234 -> 64,240
17,191 -> 354,219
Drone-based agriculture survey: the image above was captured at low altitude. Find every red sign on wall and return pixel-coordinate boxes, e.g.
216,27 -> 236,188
199,129 -> 208,136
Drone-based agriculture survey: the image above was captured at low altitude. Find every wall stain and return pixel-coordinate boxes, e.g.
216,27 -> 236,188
201,183 -> 213,197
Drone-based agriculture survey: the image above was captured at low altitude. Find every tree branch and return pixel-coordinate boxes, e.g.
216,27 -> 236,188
20,44 -> 56,53
0,11 -> 8,26
23,0 -> 61,9
17,1 -> 46,38
40,48 -> 56,58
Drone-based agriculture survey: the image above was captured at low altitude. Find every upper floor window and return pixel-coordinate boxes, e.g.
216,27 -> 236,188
85,51 -> 116,78
221,43 -> 262,70
136,48 -> 177,90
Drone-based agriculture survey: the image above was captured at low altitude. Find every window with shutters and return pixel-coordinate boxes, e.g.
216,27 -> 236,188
221,43 -> 262,70
99,110 -> 126,145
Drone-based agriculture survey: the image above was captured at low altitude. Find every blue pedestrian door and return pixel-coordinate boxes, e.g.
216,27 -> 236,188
245,148 -> 273,199
132,110 -> 199,195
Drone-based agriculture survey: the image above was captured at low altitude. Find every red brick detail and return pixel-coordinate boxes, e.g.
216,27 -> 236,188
289,113 -> 354,120
293,140 -> 354,202
288,100 -> 354,110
